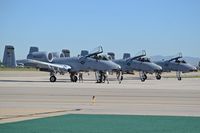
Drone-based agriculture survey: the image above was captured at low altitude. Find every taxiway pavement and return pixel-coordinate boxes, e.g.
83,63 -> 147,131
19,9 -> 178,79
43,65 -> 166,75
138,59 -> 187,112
0,71 -> 200,123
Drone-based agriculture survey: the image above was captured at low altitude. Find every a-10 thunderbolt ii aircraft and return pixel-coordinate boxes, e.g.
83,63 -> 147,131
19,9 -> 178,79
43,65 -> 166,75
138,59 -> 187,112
154,53 -> 197,80
25,46 -> 121,82
112,51 -> 162,82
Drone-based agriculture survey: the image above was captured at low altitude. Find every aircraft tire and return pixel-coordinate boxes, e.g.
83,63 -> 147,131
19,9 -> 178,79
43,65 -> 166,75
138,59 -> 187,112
71,75 -> 78,82
50,76 -> 56,82
144,74 -> 147,80
156,75 -> 161,80
178,77 -> 182,81
141,78 -> 145,82
74,76 -> 78,82
121,75 -> 123,81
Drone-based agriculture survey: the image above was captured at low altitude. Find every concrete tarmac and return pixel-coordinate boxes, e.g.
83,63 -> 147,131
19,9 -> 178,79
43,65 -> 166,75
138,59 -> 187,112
0,71 -> 200,123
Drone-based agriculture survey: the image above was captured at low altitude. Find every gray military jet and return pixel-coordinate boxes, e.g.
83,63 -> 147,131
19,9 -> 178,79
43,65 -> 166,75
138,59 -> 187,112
25,46 -> 121,82
113,51 -> 162,82
154,53 -> 197,80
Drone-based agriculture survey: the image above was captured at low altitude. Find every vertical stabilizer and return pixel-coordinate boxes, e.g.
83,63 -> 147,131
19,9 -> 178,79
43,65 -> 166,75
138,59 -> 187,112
3,45 -> 16,67
29,47 -> 39,54
107,52 -> 115,60
81,50 -> 89,56
123,53 -> 131,59
62,49 -> 70,57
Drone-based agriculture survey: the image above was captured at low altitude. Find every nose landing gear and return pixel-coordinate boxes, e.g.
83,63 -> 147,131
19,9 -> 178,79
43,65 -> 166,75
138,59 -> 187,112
155,73 -> 161,80
116,71 -> 123,84
70,73 -> 78,82
176,71 -> 182,81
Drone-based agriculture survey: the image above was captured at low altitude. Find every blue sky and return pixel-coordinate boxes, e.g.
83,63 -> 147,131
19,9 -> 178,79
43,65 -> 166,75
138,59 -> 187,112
1,0 -> 200,59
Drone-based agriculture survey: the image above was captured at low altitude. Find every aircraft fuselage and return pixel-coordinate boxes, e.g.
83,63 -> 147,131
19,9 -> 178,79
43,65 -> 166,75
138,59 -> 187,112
114,59 -> 162,73
155,61 -> 197,73
53,57 -> 121,72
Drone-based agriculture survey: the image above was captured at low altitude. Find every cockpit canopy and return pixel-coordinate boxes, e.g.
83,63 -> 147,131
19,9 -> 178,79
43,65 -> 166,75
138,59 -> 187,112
89,46 -> 103,55
135,50 -> 146,58
175,59 -> 186,64
92,54 -> 110,61
137,57 -> 151,62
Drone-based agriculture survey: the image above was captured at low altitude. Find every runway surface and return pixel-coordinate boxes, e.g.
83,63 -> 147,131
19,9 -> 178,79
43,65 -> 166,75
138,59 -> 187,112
0,71 -> 200,123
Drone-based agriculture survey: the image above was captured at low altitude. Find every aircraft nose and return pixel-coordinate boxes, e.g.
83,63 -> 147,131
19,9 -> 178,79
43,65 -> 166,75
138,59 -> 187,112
113,64 -> 121,71
117,64 -> 121,70
110,62 -> 121,71
153,64 -> 162,72
185,64 -> 197,72
157,65 -> 162,71
191,66 -> 198,72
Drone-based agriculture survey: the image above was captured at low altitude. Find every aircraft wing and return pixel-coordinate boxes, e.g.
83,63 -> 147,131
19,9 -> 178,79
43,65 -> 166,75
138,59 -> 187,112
26,59 -> 71,72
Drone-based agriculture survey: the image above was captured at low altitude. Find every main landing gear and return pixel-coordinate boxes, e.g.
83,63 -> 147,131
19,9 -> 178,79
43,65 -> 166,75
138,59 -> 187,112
95,71 -> 109,84
139,71 -> 147,82
49,72 -> 78,82
50,72 -> 57,82
70,73 -> 78,82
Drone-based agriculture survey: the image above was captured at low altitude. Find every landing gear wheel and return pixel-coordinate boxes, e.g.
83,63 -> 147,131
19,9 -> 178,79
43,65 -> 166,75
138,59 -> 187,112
139,71 -> 146,82
73,76 -> 78,82
141,78 -> 145,82
156,75 -> 161,80
144,74 -> 147,80
176,71 -> 181,81
50,76 -> 56,82
70,73 -> 78,82
71,75 -> 78,82
121,75 -> 123,81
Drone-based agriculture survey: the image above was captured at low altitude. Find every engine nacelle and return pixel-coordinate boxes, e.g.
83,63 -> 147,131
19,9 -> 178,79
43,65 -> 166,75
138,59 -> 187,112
52,52 -> 65,58
27,51 -> 53,62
